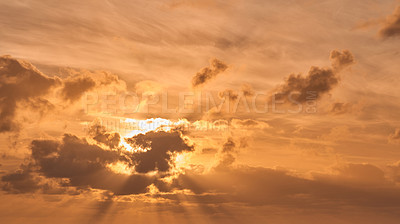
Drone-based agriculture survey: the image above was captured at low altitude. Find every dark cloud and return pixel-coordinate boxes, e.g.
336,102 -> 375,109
218,84 -> 254,102
61,76 -> 96,102
274,67 -> 338,102
274,50 -> 354,103
1,166 -> 42,193
125,131 -> 193,173
88,122 -> 121,149
0,56 -> 127,133
218,89 -> 238,101
1,129 -> 192,195
213,137 -> 238,170
192,59 -> 228,87
379,6 -> 400,38
231,119 -> 269,130
221,138 -> 235,153
201,147 -> 218,154
60,70 -> 123,103
0,55 -> 59,132
330,49 -> 355,71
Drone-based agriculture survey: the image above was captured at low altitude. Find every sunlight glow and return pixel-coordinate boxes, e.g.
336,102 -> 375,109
107,162 -> 133,175
122,118 -> 190,138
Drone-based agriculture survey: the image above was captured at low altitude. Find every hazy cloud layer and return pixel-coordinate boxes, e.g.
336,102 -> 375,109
0,1 -> 400,223
168,162 -> 400,209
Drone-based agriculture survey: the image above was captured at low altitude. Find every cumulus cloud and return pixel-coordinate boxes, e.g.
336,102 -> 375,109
1,129 -> 193,195
60,70 -> 125,102
125,131 -> 193,173
88,122 -> 121,149
379,6 -> 400,38
0,56 -> 128,133
61,76 -> 96,102
0,55 -> 59,132
192,59 -> 228,87
274,50 -> 354,103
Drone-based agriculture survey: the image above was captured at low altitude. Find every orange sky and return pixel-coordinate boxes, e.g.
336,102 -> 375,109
1,0 -> 400,223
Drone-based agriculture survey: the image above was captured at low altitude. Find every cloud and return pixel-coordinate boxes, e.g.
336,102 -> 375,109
192,59 -> 228,87
125,131 -> 194,173
0,55 -> 60,133
387,161 -> 400,183
61,76 -> 96,102
330,49 -> 355,72
1,129 -> 193,195
218,84 -> 254,102
330,102 -> 352,114
88,122 -> 121,149
4,132 -> 400,212
328,163 -> 388,186
241,84 -> 255,97
0,56 -> 128,133
388,128 -> 400,144
60,70 -> 125,103
1,166 -> 42,193
213,137 -> 244,170
169,163 -> 400,208
231,119 -> 269,129
379,6 -> 400,38
274,50 -> 354,103
218,89 -> 238,101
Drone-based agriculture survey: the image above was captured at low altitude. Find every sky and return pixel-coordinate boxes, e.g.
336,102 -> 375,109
1,0 -> 400,223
